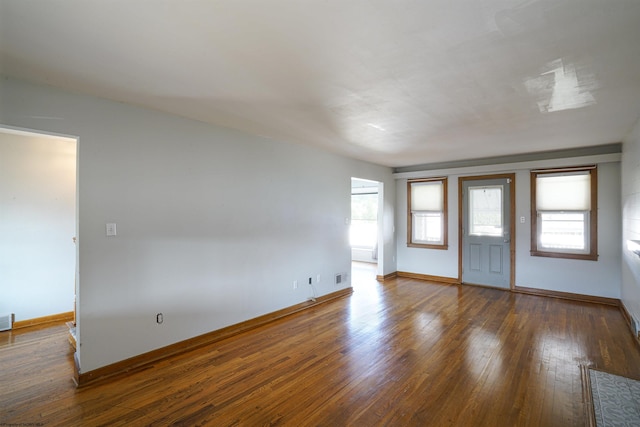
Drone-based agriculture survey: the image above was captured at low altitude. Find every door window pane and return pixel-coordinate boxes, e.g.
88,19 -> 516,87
469,186 -> 503,236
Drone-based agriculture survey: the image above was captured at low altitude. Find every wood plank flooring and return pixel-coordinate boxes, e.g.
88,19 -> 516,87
2,262 -> 640,426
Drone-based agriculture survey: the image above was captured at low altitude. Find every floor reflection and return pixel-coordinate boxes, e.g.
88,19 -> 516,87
345,262 -> 389,380
350,261 -> 381,294
349,262 -> 384,326
349,262 -> 385,319
465,328 -> 504,387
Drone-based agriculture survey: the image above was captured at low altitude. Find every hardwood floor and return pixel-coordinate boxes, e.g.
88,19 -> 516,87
2,262 -> 640,426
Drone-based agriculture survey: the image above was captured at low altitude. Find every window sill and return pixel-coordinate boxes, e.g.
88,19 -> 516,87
408,243 -> 448,250
530,250 -> 598,261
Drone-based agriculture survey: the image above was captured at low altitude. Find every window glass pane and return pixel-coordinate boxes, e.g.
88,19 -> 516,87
411,181 -> 443,211
536,173 -> 590,211
539,212 -> 586,250
351,194 -> 377,221
469,186 -> 503,236
350,193 -> 377,248
412,212 -> 442,244
350,220 -> 377,248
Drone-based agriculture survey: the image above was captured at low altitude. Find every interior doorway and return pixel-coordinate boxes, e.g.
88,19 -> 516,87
0,127 -> 78,327
350,178 -> 383,285
350,178 -> 380,264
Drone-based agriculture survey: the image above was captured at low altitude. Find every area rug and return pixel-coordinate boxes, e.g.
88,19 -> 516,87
583,366 -> 640,426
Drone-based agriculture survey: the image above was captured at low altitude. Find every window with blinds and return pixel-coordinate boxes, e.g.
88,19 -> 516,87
531,166 -> 597,260
407,178 -> 448,249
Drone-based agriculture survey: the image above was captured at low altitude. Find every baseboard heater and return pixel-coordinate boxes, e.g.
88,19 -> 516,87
0,313 -> 14,331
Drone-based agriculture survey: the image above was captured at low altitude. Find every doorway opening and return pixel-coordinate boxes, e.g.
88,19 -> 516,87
0,126 -> 78,334
350,178 -> 383,290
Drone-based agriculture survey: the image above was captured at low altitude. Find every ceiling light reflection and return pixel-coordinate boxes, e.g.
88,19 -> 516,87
367,123 -> 386,132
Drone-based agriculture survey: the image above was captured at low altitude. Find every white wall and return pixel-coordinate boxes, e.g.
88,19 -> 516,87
396,158 -> 621,298
622,118 -> 640,323
0,77 -> 395,372
0,132 -> 76,321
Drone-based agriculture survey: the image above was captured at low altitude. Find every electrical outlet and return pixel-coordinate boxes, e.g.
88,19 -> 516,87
308,277 -> 312,285
156,313 -> 163,324
293,280 -> 298,290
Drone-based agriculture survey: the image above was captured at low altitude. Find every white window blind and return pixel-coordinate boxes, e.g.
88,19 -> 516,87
536,173 -> 590,211
411,181 -> 443,211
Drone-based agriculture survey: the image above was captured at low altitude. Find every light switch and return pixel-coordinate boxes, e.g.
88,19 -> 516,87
520,216 -> 525,224
106,223 -> 117,236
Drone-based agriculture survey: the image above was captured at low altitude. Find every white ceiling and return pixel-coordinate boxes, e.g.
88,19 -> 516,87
2,0 -> 640,168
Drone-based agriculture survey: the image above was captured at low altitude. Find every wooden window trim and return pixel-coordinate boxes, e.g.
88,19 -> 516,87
407,177 -> 448,250
530,165 -> 598,261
